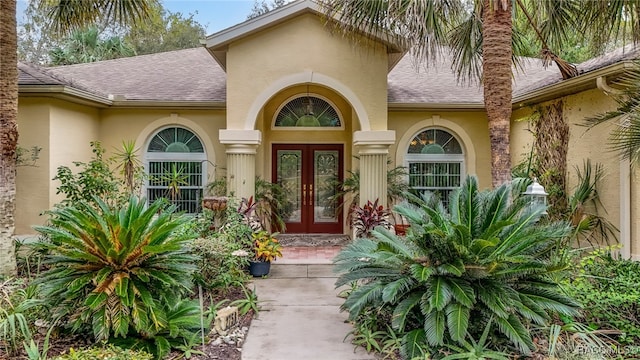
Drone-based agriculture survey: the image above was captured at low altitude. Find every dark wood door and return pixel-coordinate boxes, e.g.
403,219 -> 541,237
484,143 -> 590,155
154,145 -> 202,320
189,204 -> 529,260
272,144 -> 343,233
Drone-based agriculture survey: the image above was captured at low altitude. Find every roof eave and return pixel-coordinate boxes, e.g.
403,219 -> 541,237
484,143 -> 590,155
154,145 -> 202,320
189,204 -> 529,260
388,102 -> 485,111
513,61 -> 636,108
19,85 -> 112,107
110,100 -> 226,109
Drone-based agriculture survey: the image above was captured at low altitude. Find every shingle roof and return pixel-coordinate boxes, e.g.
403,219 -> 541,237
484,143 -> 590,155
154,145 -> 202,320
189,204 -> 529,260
18,44 -> 638,105
47,47 -> 226,102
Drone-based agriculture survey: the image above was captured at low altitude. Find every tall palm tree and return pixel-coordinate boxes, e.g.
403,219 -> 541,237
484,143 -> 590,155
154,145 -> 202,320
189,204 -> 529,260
321,0 -> 640,188
0,0 -> 156,275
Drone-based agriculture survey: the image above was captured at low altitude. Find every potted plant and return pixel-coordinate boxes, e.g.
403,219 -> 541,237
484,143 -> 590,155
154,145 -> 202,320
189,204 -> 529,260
248,230 -> 283,277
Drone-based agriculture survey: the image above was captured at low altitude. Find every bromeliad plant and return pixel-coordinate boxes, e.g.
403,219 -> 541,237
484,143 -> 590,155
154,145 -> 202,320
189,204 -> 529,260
34,196 -> 198,351
334,176 -> 579,358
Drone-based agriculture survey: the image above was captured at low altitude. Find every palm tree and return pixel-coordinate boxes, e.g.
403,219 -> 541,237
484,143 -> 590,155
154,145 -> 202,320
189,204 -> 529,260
321,0 -> 640,188
0,0 -> 156,275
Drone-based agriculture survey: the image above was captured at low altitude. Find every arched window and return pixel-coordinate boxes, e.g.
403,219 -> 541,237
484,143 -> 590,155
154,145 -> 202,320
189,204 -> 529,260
146,127 -> 206,213
406,128 -> 464,205
273,95 -> 342,128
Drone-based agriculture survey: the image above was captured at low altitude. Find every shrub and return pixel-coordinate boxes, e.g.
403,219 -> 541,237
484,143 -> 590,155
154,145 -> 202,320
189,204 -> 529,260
34,197 -> 198,350
53,344 -> 152,360
564,248 -> 640,343
334,176 -> 579,358
191,205 -> 253,290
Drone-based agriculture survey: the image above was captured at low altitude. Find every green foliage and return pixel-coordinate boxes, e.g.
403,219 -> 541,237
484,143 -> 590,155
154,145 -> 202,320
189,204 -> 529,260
111,299 -> 204,359
0,279 -> 41,355
441,319 -> 509,360
34,196 -> 198,350
330,158 -> 408,226
189,204 -> 253,290
335,176 -> 579,357
230,284 -> 260,316
49,26 -> 135,65
112,140 -> 144,197
53,141 -> 120,206
568,161 -> 617,247
53,344 -> 152,360
564,248 -> 640,344
124,3 -> 206,56
254,177 -> 293,232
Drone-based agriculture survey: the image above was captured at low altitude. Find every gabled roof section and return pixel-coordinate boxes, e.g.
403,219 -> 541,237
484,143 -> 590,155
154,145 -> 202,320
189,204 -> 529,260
205,0 -> 405,71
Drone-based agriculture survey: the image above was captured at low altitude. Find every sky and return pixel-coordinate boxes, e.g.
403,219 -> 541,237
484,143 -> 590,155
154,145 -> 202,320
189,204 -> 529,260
16,0 -> 257,35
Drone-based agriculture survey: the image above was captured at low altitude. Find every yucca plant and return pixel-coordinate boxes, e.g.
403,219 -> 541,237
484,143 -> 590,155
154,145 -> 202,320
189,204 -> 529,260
34,196 -> 198,343
335,176 -> 579,358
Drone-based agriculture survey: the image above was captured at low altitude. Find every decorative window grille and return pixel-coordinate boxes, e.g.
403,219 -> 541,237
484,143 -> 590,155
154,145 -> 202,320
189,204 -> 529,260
406,129 -> 464,206
274,95 -> 342,128
146,127 -> 206,213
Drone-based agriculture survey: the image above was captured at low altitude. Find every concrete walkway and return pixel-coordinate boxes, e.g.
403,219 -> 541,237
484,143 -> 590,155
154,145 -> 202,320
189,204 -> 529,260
241,264 -> 375,360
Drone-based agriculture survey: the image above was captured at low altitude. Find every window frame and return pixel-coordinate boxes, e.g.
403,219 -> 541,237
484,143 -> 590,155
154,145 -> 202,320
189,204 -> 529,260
145,126 -> 207,214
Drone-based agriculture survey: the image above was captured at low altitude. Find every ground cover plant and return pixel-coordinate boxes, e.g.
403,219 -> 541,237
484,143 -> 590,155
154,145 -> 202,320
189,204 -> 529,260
335,176 -> 580,359
564,247 -> 640,345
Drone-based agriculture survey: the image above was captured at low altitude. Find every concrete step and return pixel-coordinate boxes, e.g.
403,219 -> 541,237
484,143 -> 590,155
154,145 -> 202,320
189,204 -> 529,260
268,264 -> 337,278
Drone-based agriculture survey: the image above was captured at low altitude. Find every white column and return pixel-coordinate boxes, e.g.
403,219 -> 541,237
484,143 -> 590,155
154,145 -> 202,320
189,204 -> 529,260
354,131 -> 395,207
219,130 -> 261,200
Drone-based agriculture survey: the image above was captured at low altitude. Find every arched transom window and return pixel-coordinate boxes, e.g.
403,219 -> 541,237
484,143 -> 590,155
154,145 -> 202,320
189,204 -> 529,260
146,127 -> 206,213
274,95 -> 342,128
406,128 -> 464,205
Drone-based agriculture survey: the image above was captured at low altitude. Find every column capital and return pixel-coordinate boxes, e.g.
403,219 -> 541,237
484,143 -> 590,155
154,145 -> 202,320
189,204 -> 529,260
353,130 -> 395,146
219,129 -> 262,145
225,143 -> 259,155
354,130 -> 395,155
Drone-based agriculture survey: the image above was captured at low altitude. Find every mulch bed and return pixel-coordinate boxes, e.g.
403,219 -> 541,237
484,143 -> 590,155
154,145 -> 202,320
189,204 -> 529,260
1,286 -> 254,360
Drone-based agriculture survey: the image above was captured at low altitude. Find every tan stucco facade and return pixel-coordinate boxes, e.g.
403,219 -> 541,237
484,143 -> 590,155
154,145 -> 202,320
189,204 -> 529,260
14,4 -> 640,259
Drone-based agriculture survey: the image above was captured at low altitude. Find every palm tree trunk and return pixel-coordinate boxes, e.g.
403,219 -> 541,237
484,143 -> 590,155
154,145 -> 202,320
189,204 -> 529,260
482,0 -> 513,187
0,0 -> 18,275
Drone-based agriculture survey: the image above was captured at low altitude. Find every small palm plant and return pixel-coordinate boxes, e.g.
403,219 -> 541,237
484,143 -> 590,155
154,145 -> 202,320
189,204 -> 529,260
34,196 -> 198,344
334,176 -> 579,358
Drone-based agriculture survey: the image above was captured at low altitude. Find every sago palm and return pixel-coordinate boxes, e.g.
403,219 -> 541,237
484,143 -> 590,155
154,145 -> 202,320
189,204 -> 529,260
34,196 -> 197,342
334,176 -> 579,357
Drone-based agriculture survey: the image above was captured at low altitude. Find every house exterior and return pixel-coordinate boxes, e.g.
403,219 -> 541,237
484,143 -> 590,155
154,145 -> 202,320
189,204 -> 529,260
15,1 -> 640,257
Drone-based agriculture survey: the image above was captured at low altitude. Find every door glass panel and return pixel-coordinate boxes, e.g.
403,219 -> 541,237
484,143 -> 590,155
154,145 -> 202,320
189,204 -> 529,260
314,150 -> 339,223
277,150 -> 302,223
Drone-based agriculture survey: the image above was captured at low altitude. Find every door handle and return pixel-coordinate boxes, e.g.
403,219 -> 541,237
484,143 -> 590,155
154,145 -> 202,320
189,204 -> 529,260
302,184 -> 306,206
309,183 -> 313,206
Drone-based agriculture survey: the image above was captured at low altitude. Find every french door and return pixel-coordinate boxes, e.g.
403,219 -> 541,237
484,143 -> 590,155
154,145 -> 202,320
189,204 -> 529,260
272,144 -> 343,233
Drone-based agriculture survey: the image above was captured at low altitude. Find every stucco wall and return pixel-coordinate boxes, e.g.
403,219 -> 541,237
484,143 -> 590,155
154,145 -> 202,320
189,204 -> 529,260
16,98 -> 51,234
225,13 -> 389,132
563,89 -> 622,249
512,88 -> 628,253
100,108 -> 226,186
48,100 -> 101,207
388,111 -> 492,190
